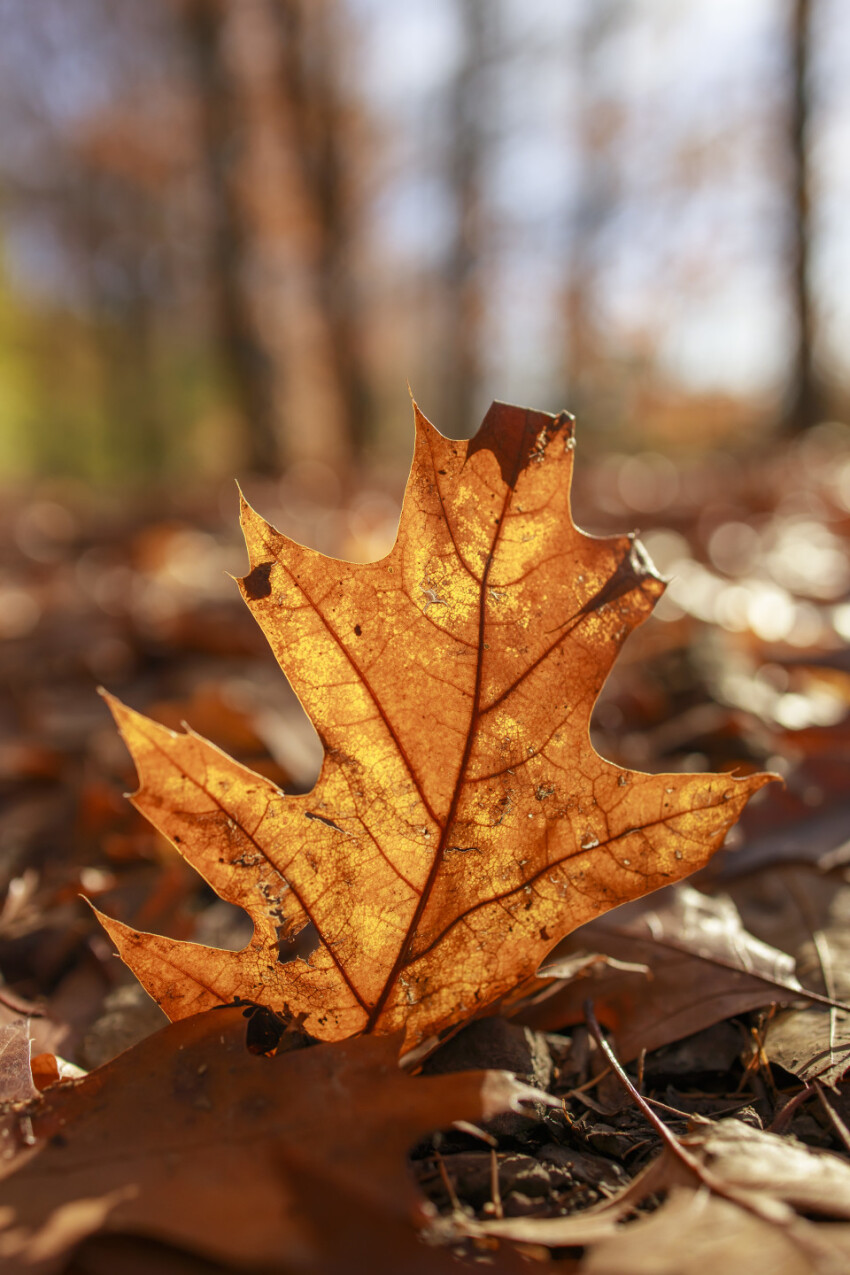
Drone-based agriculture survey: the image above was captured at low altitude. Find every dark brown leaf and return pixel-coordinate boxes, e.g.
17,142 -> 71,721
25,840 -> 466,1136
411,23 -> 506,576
729,864 -> 850,1085
514,884 -> 805,1058
0,1007 -> 536,1273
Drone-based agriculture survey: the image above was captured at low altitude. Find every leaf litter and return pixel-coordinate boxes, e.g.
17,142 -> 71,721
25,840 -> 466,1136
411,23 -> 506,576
0,402 -> 849,1272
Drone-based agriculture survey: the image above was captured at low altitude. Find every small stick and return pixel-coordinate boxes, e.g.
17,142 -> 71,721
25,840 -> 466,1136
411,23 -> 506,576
636,1048 -> 646,1093
643,1096 -> 697,1121
769,1082 -> 816,1133
582,999 -> 842,1268
560,1065 -> 613,1100
646,1096 -> 751,1121
583,1001 -> 689,1160
489,1147 -> 504,1219
435,1150 -> 462,1214
815,1082 -> 850,1155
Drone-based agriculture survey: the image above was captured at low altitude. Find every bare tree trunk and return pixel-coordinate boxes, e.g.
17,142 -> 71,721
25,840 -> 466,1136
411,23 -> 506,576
180,0 -> 283,475
269,0 -> 370,460
562,0 -> 623,431
785,0 -> 823,433
439,0 -> 492,441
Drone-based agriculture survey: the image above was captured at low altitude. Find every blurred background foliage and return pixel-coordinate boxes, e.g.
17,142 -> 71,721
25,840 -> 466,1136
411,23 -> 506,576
0,0 -> 848,487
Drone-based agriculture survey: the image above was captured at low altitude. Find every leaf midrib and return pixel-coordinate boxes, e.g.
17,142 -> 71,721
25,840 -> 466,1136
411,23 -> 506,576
362,416 -> 533,1032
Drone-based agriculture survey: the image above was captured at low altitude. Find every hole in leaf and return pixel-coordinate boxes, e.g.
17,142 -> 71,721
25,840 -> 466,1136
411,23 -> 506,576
242,561 -> 273,599
277,921 -> 321,966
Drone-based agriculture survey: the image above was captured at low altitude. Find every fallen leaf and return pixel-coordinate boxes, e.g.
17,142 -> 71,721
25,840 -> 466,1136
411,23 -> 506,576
29,1052 -> 85,1090
451,1191 -> 838,1274
671,1116 -> 850,1216
0,1007 -> 535,1274
455,1117 -> 850,1272
700,782 -> 850,883
728,864 -> 850,1084
48,1232 -> 245,1275
514,885 -> 805,1058
28,1053 -> 59,1090
94,403 -> 772,1044
0,1021 -> 37,1102
582,1187 -> 850,1275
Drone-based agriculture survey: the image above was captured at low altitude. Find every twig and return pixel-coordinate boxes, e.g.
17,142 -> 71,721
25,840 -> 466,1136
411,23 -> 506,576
583,1001 -> 689,1160
769,1083 -> 816,1134
489,1148 -> 504,1220
560,1065 -> 613,1100
435,1150 -> 462,1214
645,1096 -> 753,1122
643,1096 -> 700,1121
582,999 -> 843,1267
815,1082 -> 850,1155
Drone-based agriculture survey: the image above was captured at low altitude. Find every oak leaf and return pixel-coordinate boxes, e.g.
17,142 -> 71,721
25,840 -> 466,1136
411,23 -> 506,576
96,402 -> 772,1044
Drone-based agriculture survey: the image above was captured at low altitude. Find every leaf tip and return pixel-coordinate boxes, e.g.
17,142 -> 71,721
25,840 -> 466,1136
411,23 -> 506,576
98,688 -> 139,739
237,486 -> 259,528
87,899 -> 135,953
411,395 -> 441,440
728,767 -> 783,794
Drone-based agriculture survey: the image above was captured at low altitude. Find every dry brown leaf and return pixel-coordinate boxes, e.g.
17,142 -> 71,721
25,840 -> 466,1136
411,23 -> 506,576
94,403 -> 772,1044
728,864 -> 850,1085
582,1188 -> 850,1275
456,1117 -> 850,1272
672,1116 -> 850,1216
514,884 -> 805,1058
459,1190 -> 850,1275
0,1021 -> 37,1102
0,1007 -> 535,1274
591,1117 -> 850,1272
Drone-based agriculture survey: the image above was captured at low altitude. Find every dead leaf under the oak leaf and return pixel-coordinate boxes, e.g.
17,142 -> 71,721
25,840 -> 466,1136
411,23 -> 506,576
0,1007 -> 536,1275
94,402 -> 773,1045
728,864 -> 850,1085
513,884 -> 806,1059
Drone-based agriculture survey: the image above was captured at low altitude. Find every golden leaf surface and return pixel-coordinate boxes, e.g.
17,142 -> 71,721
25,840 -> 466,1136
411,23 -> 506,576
97,403 -> 773,1044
